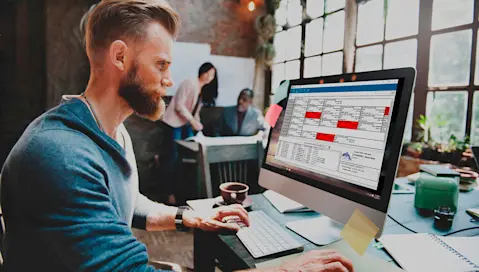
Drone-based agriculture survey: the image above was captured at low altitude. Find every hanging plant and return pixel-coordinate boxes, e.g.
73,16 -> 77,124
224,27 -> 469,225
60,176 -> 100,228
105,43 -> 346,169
256,42 -> 276,66
255,14 -> 276,42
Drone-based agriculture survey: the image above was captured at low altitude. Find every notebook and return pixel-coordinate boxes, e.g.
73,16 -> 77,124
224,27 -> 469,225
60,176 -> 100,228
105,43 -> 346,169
379,233 -> 479,272
263,190 -> 312,213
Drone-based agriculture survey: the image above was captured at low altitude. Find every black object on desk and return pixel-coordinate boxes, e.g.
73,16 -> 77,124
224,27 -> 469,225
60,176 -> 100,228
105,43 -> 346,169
192,178 -> 479,272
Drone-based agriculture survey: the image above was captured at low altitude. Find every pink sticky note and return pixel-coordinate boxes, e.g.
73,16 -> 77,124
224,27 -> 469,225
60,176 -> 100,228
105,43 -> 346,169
265,104 -> 283,127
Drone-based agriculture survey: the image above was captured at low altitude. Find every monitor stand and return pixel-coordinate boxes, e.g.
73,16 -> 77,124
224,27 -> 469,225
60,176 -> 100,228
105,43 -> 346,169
286,216 -> 343,245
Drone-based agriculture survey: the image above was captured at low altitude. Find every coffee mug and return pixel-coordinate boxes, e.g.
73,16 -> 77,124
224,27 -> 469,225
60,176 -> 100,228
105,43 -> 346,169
219,182 -> 249,205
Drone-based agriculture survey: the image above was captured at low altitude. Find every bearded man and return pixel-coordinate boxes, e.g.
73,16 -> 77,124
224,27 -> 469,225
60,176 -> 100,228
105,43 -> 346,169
0,1 -> 353,271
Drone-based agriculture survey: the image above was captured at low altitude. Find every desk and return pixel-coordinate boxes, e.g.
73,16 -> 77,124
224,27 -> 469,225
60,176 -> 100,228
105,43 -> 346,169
191,178 -> 479,271
176,137 -> 264,198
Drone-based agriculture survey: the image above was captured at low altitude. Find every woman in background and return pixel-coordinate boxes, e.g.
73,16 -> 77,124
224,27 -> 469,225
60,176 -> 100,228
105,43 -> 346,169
162,62 -> 217,204
162,62 -> 217,139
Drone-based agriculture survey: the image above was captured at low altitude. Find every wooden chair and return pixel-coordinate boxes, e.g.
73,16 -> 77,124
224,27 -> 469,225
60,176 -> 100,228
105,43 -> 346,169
177,139 -> 264,199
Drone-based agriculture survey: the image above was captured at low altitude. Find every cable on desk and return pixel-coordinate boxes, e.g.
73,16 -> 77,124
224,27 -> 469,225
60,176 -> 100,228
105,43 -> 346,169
443,226 -> 479,236
388,215 -> 479,236
387,215 -> 417,233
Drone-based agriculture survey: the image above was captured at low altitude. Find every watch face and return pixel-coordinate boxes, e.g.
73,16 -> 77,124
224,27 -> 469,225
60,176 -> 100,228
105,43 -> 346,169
175,206 -> 190,232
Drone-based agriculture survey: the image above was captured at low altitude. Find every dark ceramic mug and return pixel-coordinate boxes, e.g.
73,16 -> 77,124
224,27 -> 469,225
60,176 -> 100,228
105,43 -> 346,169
219,182 -> 249,205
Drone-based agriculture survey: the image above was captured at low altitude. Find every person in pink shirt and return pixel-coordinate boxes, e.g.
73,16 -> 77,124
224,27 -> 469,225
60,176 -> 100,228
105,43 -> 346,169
162,62 -> 217,203
162,62 -> 217,138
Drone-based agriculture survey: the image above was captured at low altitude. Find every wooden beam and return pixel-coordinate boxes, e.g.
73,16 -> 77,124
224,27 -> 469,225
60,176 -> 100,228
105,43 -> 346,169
412,0 -> 433,141
343,0 -> 358,73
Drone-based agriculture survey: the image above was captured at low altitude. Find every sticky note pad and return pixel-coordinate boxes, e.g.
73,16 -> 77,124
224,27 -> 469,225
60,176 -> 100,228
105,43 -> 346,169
273,80 -> 290,104
340,208 -> 379,256
265,104 -> 283,127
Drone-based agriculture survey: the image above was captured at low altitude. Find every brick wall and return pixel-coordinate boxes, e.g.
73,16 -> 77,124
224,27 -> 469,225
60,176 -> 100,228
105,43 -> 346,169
45,0 -> 261,108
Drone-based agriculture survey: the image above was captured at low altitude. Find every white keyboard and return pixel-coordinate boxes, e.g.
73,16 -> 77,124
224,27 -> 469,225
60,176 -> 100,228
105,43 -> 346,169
235,210 -> 304,258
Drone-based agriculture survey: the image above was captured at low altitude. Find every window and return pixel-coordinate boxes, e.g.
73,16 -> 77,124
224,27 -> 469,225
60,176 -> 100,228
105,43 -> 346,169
354,0 -> 420,141
471,92 -> 479,145
271,0 -> 479,145
355,45 -> 383,72
431,0 -> 474,31
272,1 -> 304,91
273,0 -> 346,92
356,0 -> 384,46
322,52 -> 343,76
426,91 -> 468,142
429,30 -> 472,87
323,10 -> 345,53
384,39 -> 418,69
423,0 -> 479,142
385,0 -> 419,40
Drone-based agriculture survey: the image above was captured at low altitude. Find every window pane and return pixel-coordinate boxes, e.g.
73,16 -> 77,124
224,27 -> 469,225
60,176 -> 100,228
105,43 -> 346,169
304,56 -> 322,78
429,30 -> 472,87
285,60 -> 300,80
322,52 -> 343,76
275,0 -> 288,26
323,11 -> 345,53
471,92 -> 479,145
286,26 -> 302,60
426,91 -> 467,142
384,39 -> 418,69
386,0 -> 419,40
274,31 -> 287,63
287,0 -> 303,27
271,63 -> 285,93
403,93 -> 414,143
307,0 -> 324,18
356,0 -> 384,46
325,0 -> 345,13
432,0 -> 474,31
305,18 -> 323,57
355,45 -> 383,72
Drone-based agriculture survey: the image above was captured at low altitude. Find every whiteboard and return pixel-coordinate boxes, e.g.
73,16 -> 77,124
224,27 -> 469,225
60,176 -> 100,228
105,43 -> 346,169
168,42 -> 211,96
210,55 -> 255,107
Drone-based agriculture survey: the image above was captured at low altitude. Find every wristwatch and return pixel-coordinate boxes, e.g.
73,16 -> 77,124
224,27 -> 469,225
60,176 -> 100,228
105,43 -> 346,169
175,206 -> 191,232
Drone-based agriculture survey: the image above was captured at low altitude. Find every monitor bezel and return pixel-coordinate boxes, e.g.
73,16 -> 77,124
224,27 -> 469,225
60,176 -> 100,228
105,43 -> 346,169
262,68 -> 416,213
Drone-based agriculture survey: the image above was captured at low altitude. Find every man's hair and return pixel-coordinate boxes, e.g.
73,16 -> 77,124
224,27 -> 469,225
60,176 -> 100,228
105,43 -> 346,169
85,0 -> 180,59
239,88 -> 254,99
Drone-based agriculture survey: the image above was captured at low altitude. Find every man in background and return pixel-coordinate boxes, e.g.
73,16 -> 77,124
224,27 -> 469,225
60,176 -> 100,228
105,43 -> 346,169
219,88 -> 265,137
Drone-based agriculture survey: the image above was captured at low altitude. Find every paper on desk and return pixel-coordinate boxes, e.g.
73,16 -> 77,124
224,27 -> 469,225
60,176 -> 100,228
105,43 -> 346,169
255,240 -> 403,271
340,208 -> 379,256
186,135 -> 261,146
273,80 -> 290,104
265,104 -> 283,127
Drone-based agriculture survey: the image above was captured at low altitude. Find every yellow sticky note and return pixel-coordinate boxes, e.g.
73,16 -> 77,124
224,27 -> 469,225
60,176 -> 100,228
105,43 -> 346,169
340,208 -> 379,256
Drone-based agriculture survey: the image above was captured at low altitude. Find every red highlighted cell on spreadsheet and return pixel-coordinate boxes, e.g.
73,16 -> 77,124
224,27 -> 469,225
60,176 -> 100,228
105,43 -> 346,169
337,121 -> 359,130
384,107 -> 390,116
305,112 -> 322,119
316,133 -> 336,142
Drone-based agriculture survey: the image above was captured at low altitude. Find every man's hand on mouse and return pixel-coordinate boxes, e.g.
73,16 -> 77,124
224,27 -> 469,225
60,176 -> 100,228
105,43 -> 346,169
183,204 -> 249,232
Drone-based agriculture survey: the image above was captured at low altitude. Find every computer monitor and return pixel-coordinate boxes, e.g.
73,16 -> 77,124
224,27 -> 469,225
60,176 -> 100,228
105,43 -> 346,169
260,68 -> 416,242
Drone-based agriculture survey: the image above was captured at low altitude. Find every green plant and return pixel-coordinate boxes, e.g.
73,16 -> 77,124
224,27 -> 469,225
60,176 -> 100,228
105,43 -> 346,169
416,114 -> 432,143
443,134 -> 470,153
254,14 -> 277,66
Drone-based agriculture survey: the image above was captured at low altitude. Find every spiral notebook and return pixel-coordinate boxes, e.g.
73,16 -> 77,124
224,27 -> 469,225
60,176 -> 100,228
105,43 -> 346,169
379,233 -> 479,272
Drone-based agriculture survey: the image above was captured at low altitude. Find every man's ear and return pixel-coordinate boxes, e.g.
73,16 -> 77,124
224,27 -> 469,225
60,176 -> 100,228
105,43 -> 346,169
109,40 -> 128,72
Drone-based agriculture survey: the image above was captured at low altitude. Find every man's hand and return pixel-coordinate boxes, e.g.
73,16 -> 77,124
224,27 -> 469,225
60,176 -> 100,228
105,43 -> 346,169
190,119 -> 203,131
276,250 -> 354,272
183,204 -> 249,232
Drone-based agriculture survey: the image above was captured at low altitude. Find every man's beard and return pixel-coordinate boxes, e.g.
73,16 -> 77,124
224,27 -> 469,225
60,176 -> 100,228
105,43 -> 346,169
118,64 -> 165,121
